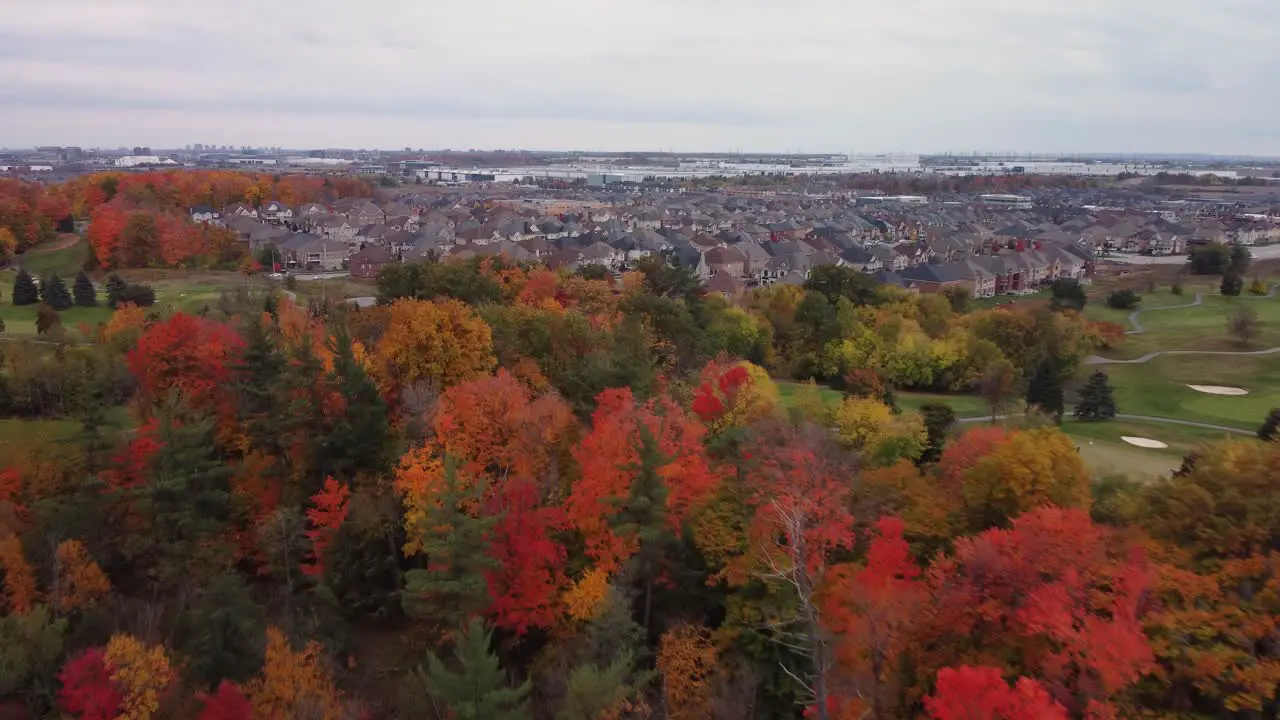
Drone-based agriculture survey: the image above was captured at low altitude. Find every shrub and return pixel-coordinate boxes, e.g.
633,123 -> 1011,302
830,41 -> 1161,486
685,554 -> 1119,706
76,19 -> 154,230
1221,273 -> 1243,297
1106,289 -> 1141,310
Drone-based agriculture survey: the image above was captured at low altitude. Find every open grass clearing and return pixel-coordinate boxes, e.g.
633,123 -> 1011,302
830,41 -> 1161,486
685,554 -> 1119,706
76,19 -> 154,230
1092,291 -> 1280,359
1099,352 -> 1280,430
775,380 -> 988,418
11,237 -> 92,279
0,272 -> 271,338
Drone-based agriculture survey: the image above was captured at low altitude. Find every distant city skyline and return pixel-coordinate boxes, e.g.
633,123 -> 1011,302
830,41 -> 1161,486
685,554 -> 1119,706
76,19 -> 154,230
3,0 -> 1279,155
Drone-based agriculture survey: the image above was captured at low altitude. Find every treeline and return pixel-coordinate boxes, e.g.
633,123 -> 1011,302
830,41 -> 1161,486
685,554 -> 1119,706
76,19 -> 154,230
0,256 -> 1271,719
0,171 -> 373,270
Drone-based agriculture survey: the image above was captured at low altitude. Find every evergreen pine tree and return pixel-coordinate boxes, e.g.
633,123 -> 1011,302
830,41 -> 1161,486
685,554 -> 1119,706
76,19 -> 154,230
175,572 -> 265,686
73,271 -> 97,307
609,424 -> 675,631
279,335 -> 330,500
1026,359 -> 1066,421
105,273 -> 128,308
231,315 -> 287,456
40,273 -> 72,311
323,323 -> 392,480
403,458 -> 498,629
1073,371 -> 1118,421
128,392 -> 235,589
1258,408 -> 1280,441
12,269 -> 38,306
417,617 -> 531,720
918,402 -> 957,465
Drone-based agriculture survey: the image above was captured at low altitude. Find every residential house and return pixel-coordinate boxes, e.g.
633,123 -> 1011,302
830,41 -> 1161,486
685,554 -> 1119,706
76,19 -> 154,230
704,245 -> 746,278
869,244 -> 908,272
706,272 -> 744,300
189,205 -> 222,225
280,234 -> 346,271
260,200 -> 294,223
898,262 -> 974,296
839,247 -> 883,273
298,202 -> 329,218
316,216 -> 360,244
224,203 -> 258,219
349,246 -> 394,279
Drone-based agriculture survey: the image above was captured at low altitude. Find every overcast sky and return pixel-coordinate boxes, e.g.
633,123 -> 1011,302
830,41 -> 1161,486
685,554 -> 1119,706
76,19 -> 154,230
2,0 -> 1277,154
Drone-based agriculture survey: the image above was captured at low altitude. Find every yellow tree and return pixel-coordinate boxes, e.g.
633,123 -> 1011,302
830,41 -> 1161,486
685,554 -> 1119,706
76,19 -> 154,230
0,228 -> 17,262
54,539 -> 111,613
248,627 -> 344,720
374,298 -> 495,390
830,397 -> 927,467
657,623 -> 718,720
961,427 -> 1090,530
0,533 -> 36,615
103,634 -> 174,720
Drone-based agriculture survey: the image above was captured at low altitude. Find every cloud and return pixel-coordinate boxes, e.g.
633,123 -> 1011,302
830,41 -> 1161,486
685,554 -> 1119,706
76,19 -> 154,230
1,0 -> 1277,154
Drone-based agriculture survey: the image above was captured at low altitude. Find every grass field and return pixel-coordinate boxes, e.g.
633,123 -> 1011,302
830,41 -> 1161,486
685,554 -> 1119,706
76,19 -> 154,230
775,380 -> 988,418
1099,353 -> 1280,430
0,271 -> 270,338
0,409 -> 133,466
14,237 -> 91,278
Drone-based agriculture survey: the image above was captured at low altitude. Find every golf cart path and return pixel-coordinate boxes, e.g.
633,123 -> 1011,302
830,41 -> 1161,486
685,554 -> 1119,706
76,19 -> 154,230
1086,346 -> 1280,365
958,413 -> 1253,435
1088,284 -> 1280,363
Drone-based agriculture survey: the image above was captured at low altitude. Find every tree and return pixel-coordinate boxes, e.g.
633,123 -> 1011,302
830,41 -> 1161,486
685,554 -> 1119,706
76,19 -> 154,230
920,508 -> 1153,716
52,539 -> 110,614
35,304 -> 61,336
175,573 -> 264,687
1189,242 -> 1230,275
198,681 -> 253,720
1228,304 -> 1261,344
657,623 -> 717,720
918,403 -> 957,465
1048,278 -> 1086,312
73,271 -> 97,307
1258,408 -> 1280,441
303,477 -> 350,578
105,274 -> 127,308
102,634 -> 174,720
247,627 -> 344,720
959,428 -> 1091,530
57,648 -> 123,720
40,273 -> 71,310
0,605 -> 67,698
1221,272 -> 1244,297
1073,371 -> 1117,421
830,396 -> 927,467
1229,243 -> 1251,276
401,458 -> 498,629
0,534 -> 36,615
925,666 -> 1067,720
374,297 -> 495,390
417,618 -> 531,720
0,227 -> 17,262
822,517 -> 925,720
1024,359 -> 1066,422
1106,289 -> 1141,310
321,325 -> 392,480
12,268 -> 38,306
977,358 -> 1019,422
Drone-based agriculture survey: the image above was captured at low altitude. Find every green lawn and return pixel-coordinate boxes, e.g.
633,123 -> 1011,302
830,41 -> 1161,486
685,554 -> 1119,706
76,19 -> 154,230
0,304 -> 113,338
0,409 -> 133,465
1091,290 -> 1280,359
1098,353 -> 1280,430
14,238 -> 91,278
775,380 -> 987,418
0,273 -> 270,339
1062,417 -> 1250,480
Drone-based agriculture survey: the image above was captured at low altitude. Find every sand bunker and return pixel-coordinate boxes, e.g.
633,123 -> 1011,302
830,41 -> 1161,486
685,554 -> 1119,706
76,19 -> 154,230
1122,436 -> 1169,449
1186,384 -> 1249,396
